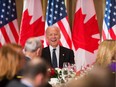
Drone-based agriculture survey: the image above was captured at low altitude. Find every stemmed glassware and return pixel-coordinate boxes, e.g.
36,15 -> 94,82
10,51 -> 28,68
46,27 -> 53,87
62,62 -> 70,82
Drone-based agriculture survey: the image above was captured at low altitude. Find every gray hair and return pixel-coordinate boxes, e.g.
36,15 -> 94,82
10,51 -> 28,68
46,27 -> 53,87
46,25 -> 60,35
24,37 -> 42,52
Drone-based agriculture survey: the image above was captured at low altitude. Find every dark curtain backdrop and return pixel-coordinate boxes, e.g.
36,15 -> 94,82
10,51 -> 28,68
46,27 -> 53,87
15,0 -> 106,35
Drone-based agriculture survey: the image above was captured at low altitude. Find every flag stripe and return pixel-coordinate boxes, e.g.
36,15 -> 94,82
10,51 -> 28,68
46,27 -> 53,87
57,21 -> 72,48
102,21 -> 112,40
112,25 -> 116,35
4,24 -> 16,43
108,28 -> 116,39
9,22 -> 19,43
13,19 -> 19,35
0,31 -> 6,45
60,32 -> 69,48
61,17 -> 71,38
55,23 -> 70,48
102,30 -> 106,40
0,27 -> 10,43
0,43 -> 1,47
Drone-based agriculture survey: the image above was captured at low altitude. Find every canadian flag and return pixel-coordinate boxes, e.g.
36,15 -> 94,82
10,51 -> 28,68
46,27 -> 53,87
19,0 -> 45,46
72,0 -> 100,71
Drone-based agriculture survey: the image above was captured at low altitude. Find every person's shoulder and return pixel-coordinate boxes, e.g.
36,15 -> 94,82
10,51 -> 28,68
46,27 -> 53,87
60,46 -> 73,51
42,46 -> 49,50
0,79 -> 10,87
6,80 -> 27,87
42,46 -> 50,53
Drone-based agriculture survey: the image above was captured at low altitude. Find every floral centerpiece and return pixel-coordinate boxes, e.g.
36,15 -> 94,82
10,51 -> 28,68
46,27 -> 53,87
49,68 -> 62,78
48,67 -> 76,85
48,68 -> 62,85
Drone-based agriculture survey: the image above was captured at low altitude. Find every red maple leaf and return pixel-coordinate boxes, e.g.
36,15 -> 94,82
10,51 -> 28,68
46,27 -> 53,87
72,8 -> 100,53
19,9 -> 45,46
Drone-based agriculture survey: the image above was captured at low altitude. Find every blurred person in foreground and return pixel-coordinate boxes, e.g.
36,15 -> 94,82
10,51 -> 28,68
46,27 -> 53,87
7,58 -> 48,87
42,26 -> 75,68
0,45 -> 24,87
67,66 -> 115,87
24,37 -> 42,62
109,50 -> 116,72
95,40 -> 116,70
67,40 -> 116,87
5,43 -> 23,54
95,40 -> 116,67
95,40 -> 116,87
66,40 -> 116,87
5,43 -> 26,76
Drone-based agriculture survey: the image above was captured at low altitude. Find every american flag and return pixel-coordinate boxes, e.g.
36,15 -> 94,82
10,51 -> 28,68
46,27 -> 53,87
0,0 -> 19,47
102,0 -> 116,40
19,0 -> 45,47
45,0 -> 72,49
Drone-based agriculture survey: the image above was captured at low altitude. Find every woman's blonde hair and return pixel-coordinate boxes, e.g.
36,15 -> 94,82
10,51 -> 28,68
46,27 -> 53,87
96,40 -> 116,67
0,45 -> 22,80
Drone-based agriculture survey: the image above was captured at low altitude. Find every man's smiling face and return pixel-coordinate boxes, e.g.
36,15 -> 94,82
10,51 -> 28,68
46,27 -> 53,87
46,26 -> 61,48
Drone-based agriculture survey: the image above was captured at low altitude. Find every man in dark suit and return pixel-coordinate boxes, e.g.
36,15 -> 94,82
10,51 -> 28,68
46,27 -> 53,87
42,26 -> 75,68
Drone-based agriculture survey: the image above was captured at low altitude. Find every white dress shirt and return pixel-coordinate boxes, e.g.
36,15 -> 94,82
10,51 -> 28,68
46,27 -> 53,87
49,45 -> 60,67
21,78 -> 33,87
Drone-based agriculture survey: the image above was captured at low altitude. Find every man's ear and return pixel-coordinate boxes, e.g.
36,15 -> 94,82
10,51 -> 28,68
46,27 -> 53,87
34,74 -> 43,85
37,48 -> 41,56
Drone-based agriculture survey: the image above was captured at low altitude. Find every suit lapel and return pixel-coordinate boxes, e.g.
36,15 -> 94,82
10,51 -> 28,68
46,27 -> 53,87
47,46 -> 52,66
59,46 -> 64,68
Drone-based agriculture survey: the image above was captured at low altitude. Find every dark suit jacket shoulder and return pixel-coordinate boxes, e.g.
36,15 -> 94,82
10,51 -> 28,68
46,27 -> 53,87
60,46 -> 74,63
0,79 -> 10,87
41,46 -> 52,67
41,46 -> 74,68
0,76 -> 20,87
6,80 -> 27,87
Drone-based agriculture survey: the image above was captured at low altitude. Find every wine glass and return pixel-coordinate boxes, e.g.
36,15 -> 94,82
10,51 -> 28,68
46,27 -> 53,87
68,64 -> 76,80
70,64 -> 76,72
63,62 -> 69,68
62,62 -> 70,82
